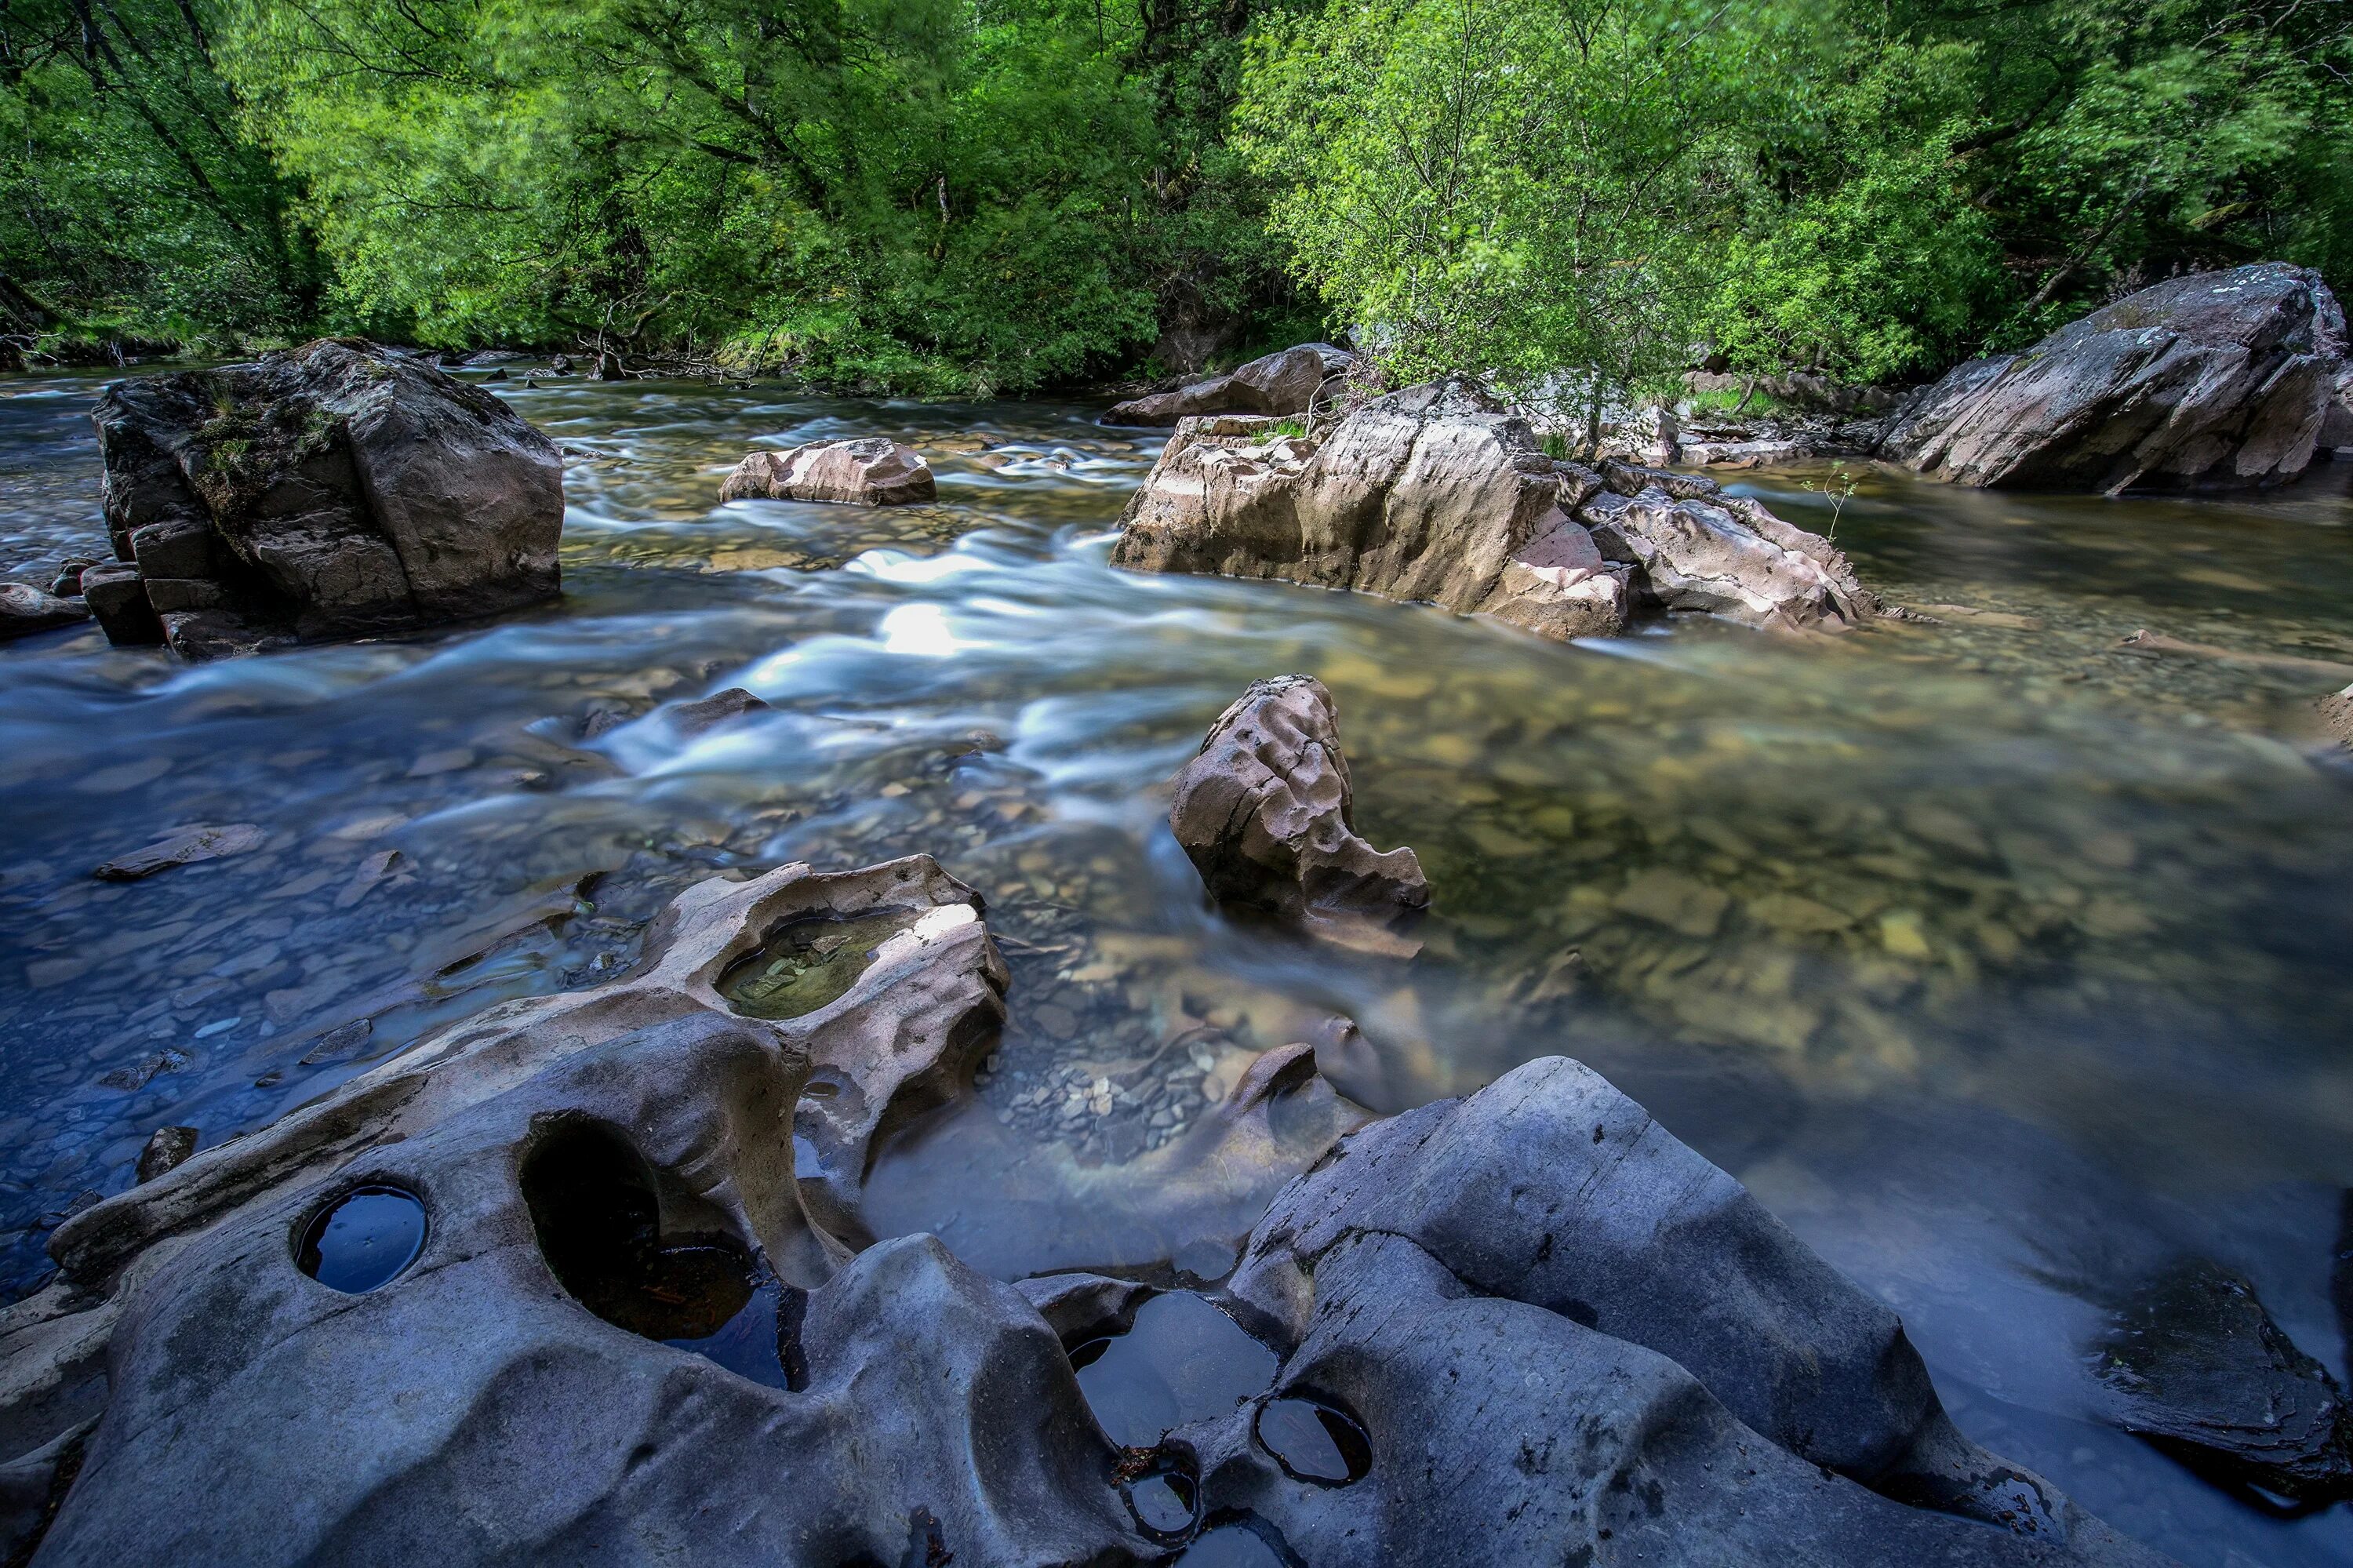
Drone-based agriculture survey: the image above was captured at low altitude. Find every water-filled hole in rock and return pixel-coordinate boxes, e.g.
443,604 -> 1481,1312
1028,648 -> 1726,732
718,907 -> 921,1020
1120,1454 -> 1200,1540
1072,1291 -> 1278,1446
1254,1395 -> 1372,1485
295,1185 -> 427,1293
520,1117 -> 795,1388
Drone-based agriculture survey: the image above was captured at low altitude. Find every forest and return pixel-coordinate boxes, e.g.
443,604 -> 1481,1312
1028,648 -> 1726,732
3,0 -> 2349,399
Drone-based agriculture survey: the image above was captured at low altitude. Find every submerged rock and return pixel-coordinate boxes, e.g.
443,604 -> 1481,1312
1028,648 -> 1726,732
1103,342 -> 1356,427
89,339 -> 564,660
1113,380 -> 1877,635
90,822 -> 264,881
1882,264 -> 2347,492
718,437 -> 936,506
1170,676 -> 1427,948
2093,1257 -> 2352,1502
0,583 -> 89,641
1184,1057 -> 2169,1566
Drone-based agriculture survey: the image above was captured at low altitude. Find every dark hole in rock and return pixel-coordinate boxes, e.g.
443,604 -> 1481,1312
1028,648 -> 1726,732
1120,1453 -> 1200,1541
718,907 -> 921,1020
296,1184 -> 427,1293
521,1118 -> 798,1389
1075,1291 -> 1278,1447
1255,1395 -> 1372,1485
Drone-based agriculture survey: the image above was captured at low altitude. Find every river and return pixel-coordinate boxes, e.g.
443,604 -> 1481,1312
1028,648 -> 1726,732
2,367 -> 2350,1565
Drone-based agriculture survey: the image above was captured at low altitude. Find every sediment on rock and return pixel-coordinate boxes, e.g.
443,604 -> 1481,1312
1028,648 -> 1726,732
88,338 -> 564,660
1112,379 -> 1879,636
1880,263 -> 2347,493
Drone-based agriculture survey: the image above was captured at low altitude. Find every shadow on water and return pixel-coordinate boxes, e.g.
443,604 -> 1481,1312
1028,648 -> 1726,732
2,368 -> 2350,1563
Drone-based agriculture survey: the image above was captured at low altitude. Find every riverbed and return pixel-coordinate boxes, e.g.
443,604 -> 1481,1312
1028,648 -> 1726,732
2,369 -> 2349,1565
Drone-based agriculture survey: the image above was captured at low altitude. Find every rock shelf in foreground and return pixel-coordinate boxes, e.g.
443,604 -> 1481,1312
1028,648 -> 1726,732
1112,380 -> 1882,637
0,847 -> 2182,1566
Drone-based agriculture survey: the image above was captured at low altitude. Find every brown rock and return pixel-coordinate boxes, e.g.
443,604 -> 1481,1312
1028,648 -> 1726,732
669,686 -> 773,735
1170,675 -> 1427,941
133,1127 -> 198,1184
1882,263 -> 2346,492
718,438 -> 936,506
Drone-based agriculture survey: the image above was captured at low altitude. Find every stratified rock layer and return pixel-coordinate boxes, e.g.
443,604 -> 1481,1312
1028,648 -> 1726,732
2093,1258 -> 2352,1501
718,438 -> 936,506
1882,264 -> 2347,492
1187,1057 -> 2171,1567
1170,676 -> 1427,940
1104,343 -> 1357,427
1113,381 -> 1878,635
89,340 -> 563,659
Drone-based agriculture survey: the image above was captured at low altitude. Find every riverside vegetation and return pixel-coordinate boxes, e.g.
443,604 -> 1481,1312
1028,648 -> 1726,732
4,0 -> 2351,402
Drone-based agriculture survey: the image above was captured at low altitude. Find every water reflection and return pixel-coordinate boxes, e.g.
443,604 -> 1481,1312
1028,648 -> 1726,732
1,369 -> 2349,1563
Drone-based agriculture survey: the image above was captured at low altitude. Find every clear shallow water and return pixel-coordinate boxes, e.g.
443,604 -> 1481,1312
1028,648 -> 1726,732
2,369 -> 2351,1564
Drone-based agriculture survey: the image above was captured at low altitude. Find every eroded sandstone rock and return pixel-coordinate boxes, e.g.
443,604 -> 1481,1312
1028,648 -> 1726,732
718,438 -> 936,506
1184,1057 -> 2170,1566
1882,264 -> 2347,492
1113,380 -> 1877,635
1103,343 -> 1357,427
89,339 -> 563,660
1170,676 -> 1427,945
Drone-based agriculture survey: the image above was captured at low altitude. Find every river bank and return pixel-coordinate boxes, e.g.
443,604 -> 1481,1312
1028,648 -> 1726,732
2,368 -> 2350,1563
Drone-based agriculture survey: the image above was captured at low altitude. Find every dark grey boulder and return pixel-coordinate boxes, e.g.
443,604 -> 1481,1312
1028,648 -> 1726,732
89,339 -> 564,659
1200,1057 -> 2169,1565
1882,264 -> 2347,492
2093,1257 -> 2351,1502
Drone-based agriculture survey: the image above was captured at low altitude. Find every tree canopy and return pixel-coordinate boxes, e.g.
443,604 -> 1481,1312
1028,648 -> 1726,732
2,0 -> 2345,392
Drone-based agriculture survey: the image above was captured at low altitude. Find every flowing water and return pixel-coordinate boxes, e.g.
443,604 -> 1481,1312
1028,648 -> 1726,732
3,366 -> 2351,1564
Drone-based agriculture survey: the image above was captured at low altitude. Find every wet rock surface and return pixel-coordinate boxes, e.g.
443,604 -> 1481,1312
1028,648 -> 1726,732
0,584 -> 86,642
718,437 -> 936,506
1169,675 -> 1427,945
89,339 -> 563,659
1173,1057 -> 2171,1566
1112,379 -> 1878,635
1103,343 -> 1356,427
2093,1258 -> 2353,1504
1882,264 -> 2348,493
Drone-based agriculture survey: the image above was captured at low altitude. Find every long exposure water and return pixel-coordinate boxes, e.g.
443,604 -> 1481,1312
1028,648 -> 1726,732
3,366 -> 2351,1564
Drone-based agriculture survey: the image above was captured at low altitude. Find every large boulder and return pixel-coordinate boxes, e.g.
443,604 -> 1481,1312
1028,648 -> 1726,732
1103,343 -> 1357,427
1112,381 -> 1878,636
1181,1057 -> 2169,1567
1170,676 -> 1427,944
89,340 -> 563,660
1881,264 -> 2347,492
718,437 -> 936,506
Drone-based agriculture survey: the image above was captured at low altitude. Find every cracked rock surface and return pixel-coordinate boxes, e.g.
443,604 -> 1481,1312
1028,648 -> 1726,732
1880,263 -> 2347,493
1112,380 -> 1878,636
89,339 -> 563,660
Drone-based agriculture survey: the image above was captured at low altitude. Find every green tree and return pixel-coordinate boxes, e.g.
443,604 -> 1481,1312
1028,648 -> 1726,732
1235,0 -> 1765,432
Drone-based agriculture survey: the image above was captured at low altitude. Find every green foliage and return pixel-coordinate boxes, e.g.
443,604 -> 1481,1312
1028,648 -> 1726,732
0,0 -> 315,351
1236,0 -> 1763,418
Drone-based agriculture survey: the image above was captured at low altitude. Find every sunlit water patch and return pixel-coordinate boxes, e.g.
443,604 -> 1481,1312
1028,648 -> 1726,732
2,368 -> 2350,1564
